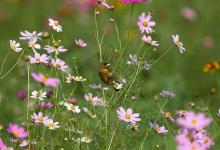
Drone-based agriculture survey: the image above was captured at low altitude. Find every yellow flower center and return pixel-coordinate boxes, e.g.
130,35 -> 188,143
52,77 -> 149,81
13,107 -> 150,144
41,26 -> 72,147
38,117 -> 44,122
125,114 -> 131,119
47,123 -> 53,128
54,21 -> 59,26
13,129 -> 21,137
56,64 -> 61,68
11,44 -> 16,50
70,105 -> 76,110
41,76 -> 48,83
75,76 -> 81,81
31,43 -> 35,48
176,40 -> 181,46
155,127 -> 161,133
191,119 -> 197,125
142,21 -> 149,27
35,57 -> 41,62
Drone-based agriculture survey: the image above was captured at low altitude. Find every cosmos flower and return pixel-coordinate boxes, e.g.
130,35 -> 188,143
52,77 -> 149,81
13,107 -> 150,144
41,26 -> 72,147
10,40 -> 22,52
89,83 -> 109,91
31,90 -> 47,101
161,111 -> 175,122
73,76 -> 86,82
177,112 -> 212,130
84,93 -> 106,106
68,98 -> 77,104
39,102 -> 54,109
142,61 -> 151,70
172,34 -> 186,53
127,54 -> 138,65
48,18 -> 62,32
0,138 -> 6,149
29,53 -> 49,64
7,124 -> 28,139
160,90 -> 176,99
31,73 -> 60,87
181,7 -> 197,21
150,122 -> 168,134
112,82 -> 124,90
138,12 -> 156,34
142,35 -> 159,47
76,136 -> 92,143
19,140 -> 37,147
51,58 -> 68,72
120,0 -> 147,3
43,119 -> 60,130
31,112 -> 48,124
175,109 -> 188,117
20,30 -> 42,42
75,38 -> 87,47
116,107 -> 141,125
17,91 -> 27,100
203,61 -> 220,73
28,38 -> 41,51
44,45 -> 67,54
64,103 -> 81,113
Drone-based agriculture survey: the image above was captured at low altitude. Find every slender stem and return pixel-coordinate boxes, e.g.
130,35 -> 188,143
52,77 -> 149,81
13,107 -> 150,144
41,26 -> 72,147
94,9 -> 102,62
151,47 -> 172,67
107,122 -> 119,150
0,51 -> 10,76
26,62 -> 31,149
1,50 -> 25,79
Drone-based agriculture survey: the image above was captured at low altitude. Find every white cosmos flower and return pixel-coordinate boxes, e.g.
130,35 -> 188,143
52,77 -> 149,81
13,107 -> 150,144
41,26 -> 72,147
48,18 -> 62,32
66,74 -> 74,83
44,45 -> 67,54
31,90 -> 47,101
43,119 -> 60,130
10,40 -> 22,52
19,30 -> 42,42
142,35 -> 159,47
75,38 -> 87,47
64,103 -> 81,113
29,53 -> 49,64
28,38 -> 41,51
31,112 -> 48,124
73,76 -> 86,82
51,58 -> 68,72
172,34 -> 186,53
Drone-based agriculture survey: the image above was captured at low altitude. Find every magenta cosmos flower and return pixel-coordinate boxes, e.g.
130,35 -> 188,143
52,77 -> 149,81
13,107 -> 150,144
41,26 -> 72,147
7,124 -> 28,139
0,138 -> 7,149
177,112 -> 212,130
120,0 -> 147,3
116,107 -> 141,124
31,72 -> 60,87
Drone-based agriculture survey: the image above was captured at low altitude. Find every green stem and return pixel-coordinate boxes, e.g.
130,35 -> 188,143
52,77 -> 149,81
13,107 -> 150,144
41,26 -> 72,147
26,62 -> 31,149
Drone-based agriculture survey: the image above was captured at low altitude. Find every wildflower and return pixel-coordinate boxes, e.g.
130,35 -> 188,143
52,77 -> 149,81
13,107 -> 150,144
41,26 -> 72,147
66,74 -> 74,83
43,119 -> 60,130
17,91 -> 27,100
28,38 -> 41,51
39,102 -> 54,109
31,112 -> 48,124
73,76 -> 86,82
64,103 -> 81,113
7,124 -> 28,139
161,111 -> 175,122
120,0 -> 147,3
177,112 -> 212,129
75,38 -> 87,47
97,0 -> 114,9
160,90 -> 176,99
51,58 -> 68,72
127,54 -> 138,65
31,90 -> 47,101
89,83 -> 109,91
76,136 -> 92,143
150,122 -> 168,134
172,34 -> 186,53
10,40 -> 22,52
68,98 -> 77,104
29,53 -> 49,64
175,109 -> 188,117
20,30 -> 42,41
142,35 -> 159,46
31,72 -> 60,87
112,82 -> 123,90
44,45 -> 67,54
203,61 -> 220,73
19,140 -> 37,147
84,93 -> 105,106
138,12 -> 156,34
181,7 -> 197,21
0,138 -> 6,149
116,107 -> 141,124
142,61 -> 151,70
48,18 -> 62,32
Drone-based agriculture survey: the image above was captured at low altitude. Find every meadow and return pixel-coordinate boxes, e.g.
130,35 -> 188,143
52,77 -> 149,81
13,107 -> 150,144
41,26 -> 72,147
0,0 -> 220,149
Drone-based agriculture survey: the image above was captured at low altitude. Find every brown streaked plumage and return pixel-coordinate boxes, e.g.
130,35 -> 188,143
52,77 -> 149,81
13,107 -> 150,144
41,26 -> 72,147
99,62 -> 113,85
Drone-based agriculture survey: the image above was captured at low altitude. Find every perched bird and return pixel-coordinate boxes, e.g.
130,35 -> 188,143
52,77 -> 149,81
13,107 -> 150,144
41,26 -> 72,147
98,62 -> 122,91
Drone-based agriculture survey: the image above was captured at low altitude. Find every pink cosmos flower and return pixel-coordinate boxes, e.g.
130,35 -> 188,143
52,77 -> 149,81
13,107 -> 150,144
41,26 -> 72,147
29,53 -> 49,64
39,102 -> 54,109
181,7 -> 197,21
121,0 -> 147,3
84,93 -> 105,106
177,112 -> 212,130
51,58 -> 68,72
44,45 -> 67,54
7,124 -> 28,139
116,107 -> 141,124
177,143 -> 206,150
75,38 -> 87,47
138,12 -> 156,34
0,138 -> 6,149
31,112 -> 48,124
150,122 -> 168,134
17,91 -> 27,100
31,72 -> 60,87
161,111 -> 175,122
68,98 -> 77,104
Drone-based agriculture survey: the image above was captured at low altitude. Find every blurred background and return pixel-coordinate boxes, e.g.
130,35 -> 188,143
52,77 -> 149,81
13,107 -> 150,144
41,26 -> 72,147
0,0 -> 220,127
